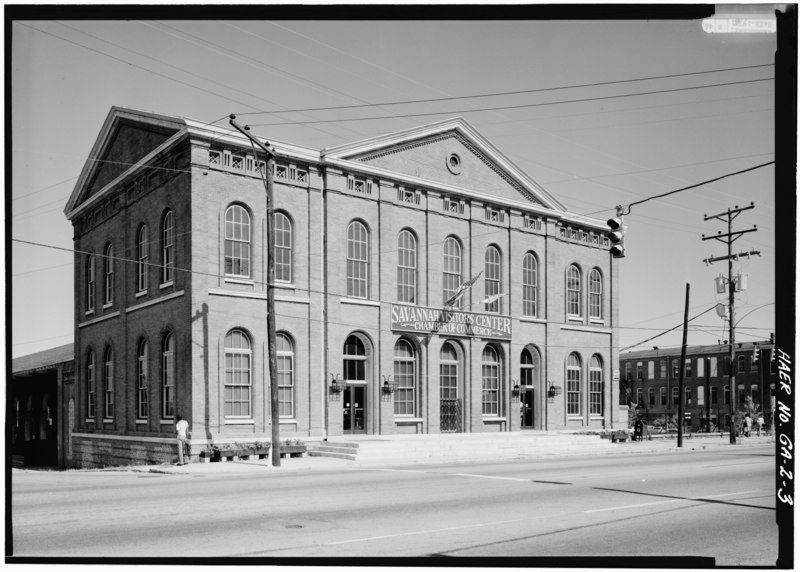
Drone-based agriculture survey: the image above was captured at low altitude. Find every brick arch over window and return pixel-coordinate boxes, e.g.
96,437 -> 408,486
223,328 -> 252,418
224,204 -> 252,278
520,345 -> 541,387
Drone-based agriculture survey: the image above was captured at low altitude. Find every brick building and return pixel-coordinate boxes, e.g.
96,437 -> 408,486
64,107 -> 623,467
619,339 -> 776,432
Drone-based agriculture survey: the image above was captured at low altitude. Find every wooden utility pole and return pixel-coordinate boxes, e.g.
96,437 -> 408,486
702,203 -> 759,445
677,283 -> 689,448
229,115 -> 280,467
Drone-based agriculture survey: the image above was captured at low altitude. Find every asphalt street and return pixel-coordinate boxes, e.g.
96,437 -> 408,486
10,444 -> 778,564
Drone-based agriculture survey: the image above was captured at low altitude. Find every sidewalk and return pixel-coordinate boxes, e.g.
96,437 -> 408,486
112,433 -> 775,476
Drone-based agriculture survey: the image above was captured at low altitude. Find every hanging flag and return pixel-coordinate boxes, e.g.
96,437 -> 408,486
444,271 -> 482,308
474,292 -> 507,306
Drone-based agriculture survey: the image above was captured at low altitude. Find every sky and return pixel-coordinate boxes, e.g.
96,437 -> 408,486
9,7 -> 783,359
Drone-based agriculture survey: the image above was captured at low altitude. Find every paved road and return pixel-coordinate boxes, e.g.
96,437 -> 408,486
11,445 -> 778,564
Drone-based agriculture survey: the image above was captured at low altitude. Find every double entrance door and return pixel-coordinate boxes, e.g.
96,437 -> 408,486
343,385 -> 366,434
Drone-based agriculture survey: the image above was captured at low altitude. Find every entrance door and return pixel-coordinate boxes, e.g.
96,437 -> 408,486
521,390 -> 535,429
343,385 -> 366,434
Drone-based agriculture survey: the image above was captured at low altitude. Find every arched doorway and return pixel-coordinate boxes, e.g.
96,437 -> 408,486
439,340 -> 463,433
520,346 -> 541,430
343,334 -> 370,434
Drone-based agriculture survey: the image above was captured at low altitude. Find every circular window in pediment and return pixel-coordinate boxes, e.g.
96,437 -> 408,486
446,153 -> 462,175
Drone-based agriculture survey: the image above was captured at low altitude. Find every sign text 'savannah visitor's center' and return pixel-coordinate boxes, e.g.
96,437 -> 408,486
64,106 -> 623,467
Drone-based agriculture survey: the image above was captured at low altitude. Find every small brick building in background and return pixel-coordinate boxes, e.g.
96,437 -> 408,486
62,106 -> 624,467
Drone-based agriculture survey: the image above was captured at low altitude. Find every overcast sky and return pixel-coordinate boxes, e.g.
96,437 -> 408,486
9,9 -> 781,358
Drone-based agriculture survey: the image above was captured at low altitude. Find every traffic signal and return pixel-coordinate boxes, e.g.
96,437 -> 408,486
752,345 -> 759,365
607,216 -> 626,258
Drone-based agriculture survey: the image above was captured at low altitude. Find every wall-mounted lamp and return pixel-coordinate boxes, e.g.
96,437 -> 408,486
512,384 -> 520,398
548,384 -> 561,398
329,374 -> 343,393
383,381 -> 396,394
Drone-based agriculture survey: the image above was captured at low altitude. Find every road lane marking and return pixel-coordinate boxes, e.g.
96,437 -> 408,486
452,473 -> 531,482
584,489 -> 764,513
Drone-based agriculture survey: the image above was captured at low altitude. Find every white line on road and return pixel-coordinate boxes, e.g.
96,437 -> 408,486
451,473 -> 531,482
584,489 -> 764,513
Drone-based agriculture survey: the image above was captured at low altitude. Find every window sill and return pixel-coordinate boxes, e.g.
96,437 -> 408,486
566,316 -> 583,323
102,418 -> 113,424
519,316 -> 545,323
136,290 -> 148,298
279,418 -> 297,424
224,418 -> 255,425
102,303 -> 113,310
395,417 -> 423,423
224,277 -> 254,286
482,416 -> 507,422
135,419 -> 148,425
85,419 -> 94,423
275,282 -> 296,290
160,419 -> 175,425
340,297 -> 380,307
589,319 -> 605,326
160,281 -> 174,290
85,310 -> 94,316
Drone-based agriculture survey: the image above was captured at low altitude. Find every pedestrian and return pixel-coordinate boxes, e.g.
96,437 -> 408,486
743,414 -> 752,438
175,415 -> 189,465
756,414 -> 764,436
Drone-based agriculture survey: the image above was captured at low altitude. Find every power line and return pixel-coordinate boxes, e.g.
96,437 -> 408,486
234,64 -> 775,117
620,305 -> 719,352
247,77 -> 774,127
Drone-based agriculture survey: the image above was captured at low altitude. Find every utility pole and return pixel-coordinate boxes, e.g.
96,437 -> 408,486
677,283 -> 689,448
702,203 -> 759,445
229,115 -> 281,467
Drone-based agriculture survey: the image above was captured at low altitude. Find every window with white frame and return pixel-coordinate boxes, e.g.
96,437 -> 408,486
566,265 -> 581,317
86,253 -> 95,312
660,387 -> 667,405
137,225 -> 149,293
522,252 -> 538,317
649,388 -> 655,406
443,236 -> 463,308
274,212 -> 293,283
224,329 -> 251,418
137,339 -> 148,419
481,345 -> 501,416
104,244 -> 114,306
346,221 -> 369,298
276,333 -> 294,418
104,346 -> 114,420
697,357 -> 705,378
397,230 -> 417,304
520,347 -> 540,387
589,268 -> 602,320
440,342 -> 459,401
162,210 -> 174,284
86,350 -> 95,419
589,355 -> 603,415
162,332 -> 175,419
567,353 -> 581,415
484,246 -> 502,313
224,205 -> 251,278
394,339 -> 417,416
672,386 -> 679,405
343,335 -> 366,382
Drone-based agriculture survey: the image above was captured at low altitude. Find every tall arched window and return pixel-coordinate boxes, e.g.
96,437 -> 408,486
224,205 -> 251,278
346,221 -> 369,298
162,332 -> 175,419
394,339 -> 417,416
522,252 -> 538,317
482,345 -> 501,416
343,335 -> 366,382
440,342 -> 459,401
162,210 -> 175,284
520,347 -> 541,387
589,355 -> 603,416
104,346 -> 114,420
224,329 -> 251,418
443,236 -> 463,308
104,244 -> 114,306
137,339 -> 149,419
137,225 -> 148,293
566,265 -> 581,317
485,246 -> 502,313
276,333 -> 294,418
397,230 -> 417,304
589,269 -> 602,320
274,212 -> 293,283
86,253 -> 95,312
567,353 -> 581,416
86,349 -> 95,419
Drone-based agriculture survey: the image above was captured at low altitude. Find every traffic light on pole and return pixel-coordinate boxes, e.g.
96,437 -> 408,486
607,216 -> 626,258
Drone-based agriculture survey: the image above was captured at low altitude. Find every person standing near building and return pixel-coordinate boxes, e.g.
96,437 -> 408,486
175,416 -> 189,465
743,413 -> 753,438
756,414 -> 764,436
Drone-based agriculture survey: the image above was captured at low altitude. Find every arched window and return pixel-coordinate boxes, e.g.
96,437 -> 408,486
567,265 -> 581,317
484,246 -> 502,313
567,353 -> 581,416
224,329 -> 251,417
137,339 -> 149,419
346,221 -> 369,298
104,346 -> 114,420
481,345 -> 502,416
343,335 -> 366,382
397,230 -> 417,304
224,205 -> 251,278
443,236 -> 463,308
589,269 -> 602,320
589,355 -> 603,416
162,332 -> 175,419
274,212 -> 293,283
86,253 -> 95,312
737,354 -> 747,374
276,333 -> 294,418
520,347 -> 541,387
522,252 -> 538,317
440,342 -> 460,401
394,339 -> 417,416
162,210 -> 175,284
86,349 -> 95,419
104,244 -> 114,306
137,225 -> 148,293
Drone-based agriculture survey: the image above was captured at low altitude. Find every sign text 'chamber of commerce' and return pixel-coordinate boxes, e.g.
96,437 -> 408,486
390,304 -> 512,340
